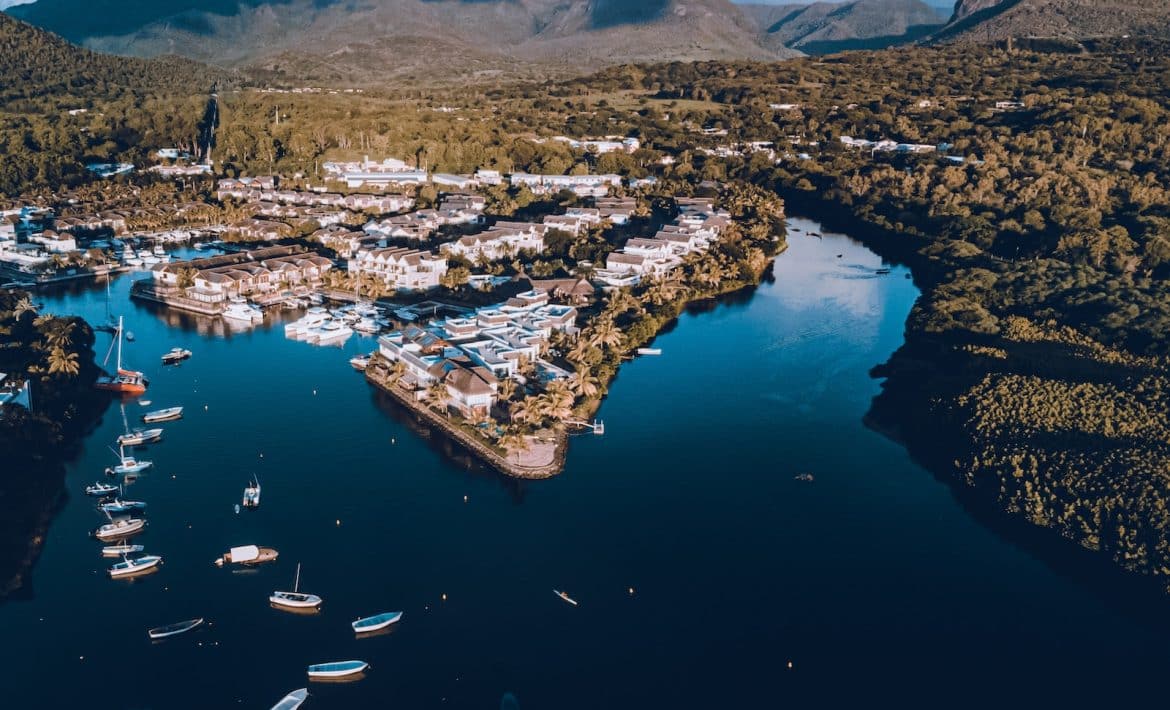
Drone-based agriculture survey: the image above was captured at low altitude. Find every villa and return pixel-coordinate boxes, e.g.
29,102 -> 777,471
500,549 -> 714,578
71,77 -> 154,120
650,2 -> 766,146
348,247 -> 449,291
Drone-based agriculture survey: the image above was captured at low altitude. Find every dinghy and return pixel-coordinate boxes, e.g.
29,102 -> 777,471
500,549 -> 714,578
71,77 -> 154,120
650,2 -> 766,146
351,612 -> 402,634
109,554 -> 161,578
117,428 -> 163,446
306,661 -> 368,679
270,688 -> 309,710
148,617 -> 203,639
215,544 -> 278,567
95,517 -> 146,540
270,563 -> 322,611
554,590 -> 579,606
101,543 -> 144,557
86,482 -> 119,497
142,407 -> 183,423
161,347 -> 192,365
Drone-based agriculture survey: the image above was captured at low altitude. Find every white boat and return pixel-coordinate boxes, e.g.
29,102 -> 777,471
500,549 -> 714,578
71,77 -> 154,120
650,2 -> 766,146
223,298 -> 263,323
102,543 -> 144,557
142,407 -> 183,423
100,498 -> 147,514
271,688 -> 309,710
270,563 -> 323,610
106,444 -> 152,475
148,617 -> 203,639
352,317 -> 379,334
308,320 -> 353,344
242,477 -> 261,508
161,347 -> 192,365
124,255 -> 145,268
117,428 -> 163,446
152,245 -> 166,257
284,307 -> 330,337
636,348 -> 662,356
352,611 -> 402,634
109,554 -> 162,578
349,353 -> 372,371
554,589 -> 578,606
95,517 -> 146,540
86,482 -> 119,497
215,544 -> 278,567
142,255 -> 162,266
306,661 -> 368,679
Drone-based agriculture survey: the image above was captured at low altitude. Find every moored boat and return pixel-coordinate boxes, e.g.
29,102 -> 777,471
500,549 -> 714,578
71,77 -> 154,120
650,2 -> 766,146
142,407 -> 183,423
223,298 -> 263,323
86,482 -> 119,497
101,543 -> 144,557
242,477 -> 261,509
349,353 -> 372,371
352,611 -> 402,634
161,347 -> 192,365
270,688 -> 309,710
148,617 -> 203,639
95,517 -> 147,540
117,428 -> 163,446
215,544 -> 279,567
95,317 -> 148,395
109,554 -> 162,578
270,563 -> 322,611
306,660 -> 368,679
99,499 -> 147,514
636,347 -> 662,356
106,444 -> 152,475
554,589 -> 579,606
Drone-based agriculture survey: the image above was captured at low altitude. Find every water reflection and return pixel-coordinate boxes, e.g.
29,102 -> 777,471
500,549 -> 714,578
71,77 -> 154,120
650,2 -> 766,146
0,462 -> 67,602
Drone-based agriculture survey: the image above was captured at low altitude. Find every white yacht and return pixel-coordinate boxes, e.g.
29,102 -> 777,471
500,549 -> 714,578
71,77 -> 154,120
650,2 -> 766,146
308,320 -> 353,344
223,298 -> 264,323
284,307 -> 330,338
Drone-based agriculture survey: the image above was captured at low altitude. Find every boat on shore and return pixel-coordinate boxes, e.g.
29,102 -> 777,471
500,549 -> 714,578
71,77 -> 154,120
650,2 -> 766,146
101,543 -> 144,557
86,482 -> 119,497
352,612 -> 402,634
554,590 -> 578,606
307,661 -> 368,680
270,689 -> 309,710
161,347 -> 192,365
242,477 -> 261,509
215,544 -> 278,567
148,617 -> 203,640
270,563 -> 322,611
109,554 -> 161,578
95,517 -> 147,540
117,427 -> 163,446
142,407 -> 183,423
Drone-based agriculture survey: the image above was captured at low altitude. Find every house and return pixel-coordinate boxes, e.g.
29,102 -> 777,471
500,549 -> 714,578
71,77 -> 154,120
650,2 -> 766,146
442,363 -> 498,417
441,223 -> 547,262
313,227 -> 376,258
474,169 -> 503,185
527,277 -> 597,305
348,247 -> 448,291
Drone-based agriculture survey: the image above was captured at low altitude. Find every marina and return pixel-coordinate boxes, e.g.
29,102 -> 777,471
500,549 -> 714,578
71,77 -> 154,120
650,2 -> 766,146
6,223 -> 1170,706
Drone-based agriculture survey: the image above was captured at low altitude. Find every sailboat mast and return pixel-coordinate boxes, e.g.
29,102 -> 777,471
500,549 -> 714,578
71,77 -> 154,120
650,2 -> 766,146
116,316 -> 124,371
294,563 -> 301,592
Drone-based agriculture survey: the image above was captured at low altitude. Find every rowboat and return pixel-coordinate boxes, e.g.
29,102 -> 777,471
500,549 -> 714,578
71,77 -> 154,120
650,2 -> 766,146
99,499 -> 147,514
270,688 -> 309,710
352,611 -> 402,634
101,544 -> 144,557
95,517 -> 146,540
117,428 -> 163,446
215,544 -> 278,567
271,563 -> 322,611
86,482 -> 119,497
142,407 -> 183,423
148,617 -> 203,639
307,661 -> 368,679
554,590 -> 578,606
109,554 -> 162,578
161,347 -> 192,365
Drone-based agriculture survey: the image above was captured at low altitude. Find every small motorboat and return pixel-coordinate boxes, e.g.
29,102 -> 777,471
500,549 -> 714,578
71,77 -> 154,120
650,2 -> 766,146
554,590 -> 578,606
142,407 -> 183,423
242,477 -> 261,509
352,612 -> 402,634
102,543 -> 144,557
100,499 -> 147,515
271,688 -> 309,710
271,563 -> 323,611
352,317 -> 379,334
636,347 -> 662,356
223,298 -> 264,323
86,482 -> 119,497
349,353 -> 372,371
307,660 -> 368,680
117,428 -> 164,446
161,347 -> 192,365
148,617 -> 204,639
95,517 -> 147,540
106,445 -> 152,475
109,554 -> 162,578
215,544 -> 279,567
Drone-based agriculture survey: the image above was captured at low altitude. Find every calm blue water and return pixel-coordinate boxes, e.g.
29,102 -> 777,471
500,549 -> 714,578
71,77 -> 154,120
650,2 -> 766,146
2,219 -> 1167,707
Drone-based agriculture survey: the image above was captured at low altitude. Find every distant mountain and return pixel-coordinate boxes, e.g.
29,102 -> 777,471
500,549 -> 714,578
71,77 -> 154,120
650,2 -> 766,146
739,0 -> 946,54
7,0 -> 799,83
935,0 -> 1170,42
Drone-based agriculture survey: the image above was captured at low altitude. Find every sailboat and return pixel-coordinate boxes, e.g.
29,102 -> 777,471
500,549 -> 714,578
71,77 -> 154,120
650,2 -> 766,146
94,277 -> 119,334
116,402 -> 163,446
270,563 -> 323,610
242,477 -> 261,509
95,316 -> 148,395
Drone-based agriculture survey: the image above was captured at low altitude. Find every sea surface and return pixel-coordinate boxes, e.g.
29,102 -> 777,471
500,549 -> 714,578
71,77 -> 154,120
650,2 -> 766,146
2,218 -> 1169,707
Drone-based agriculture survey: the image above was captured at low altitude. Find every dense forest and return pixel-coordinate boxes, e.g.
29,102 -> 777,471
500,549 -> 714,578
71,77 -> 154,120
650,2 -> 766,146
5,12 -> 1170,588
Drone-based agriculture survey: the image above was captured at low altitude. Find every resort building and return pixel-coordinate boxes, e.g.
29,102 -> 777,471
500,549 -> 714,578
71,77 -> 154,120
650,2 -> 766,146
348,247 -> 448,291
440,222 -> 547,262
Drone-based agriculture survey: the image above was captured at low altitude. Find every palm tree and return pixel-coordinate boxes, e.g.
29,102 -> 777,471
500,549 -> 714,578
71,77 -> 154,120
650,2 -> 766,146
497,377 -> 518,402
176,267 -> 198,290
604,289 -> 642,317
12,296 -> 37,321
426,381 -> 449,416
569,370 -> 600,398
387,361 -> 407,385
44,321 -> 75,350
587,317 -> 624,351
497,429 -> 531,462
567,338 -> 594,365
47,347 -> 80,376
509,395 -> 541,425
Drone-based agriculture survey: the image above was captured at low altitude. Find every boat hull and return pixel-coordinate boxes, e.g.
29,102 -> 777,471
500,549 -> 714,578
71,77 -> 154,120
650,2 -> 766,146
352,612 -> 402,633
148,617 -> 203,639
307,661 -> 368,679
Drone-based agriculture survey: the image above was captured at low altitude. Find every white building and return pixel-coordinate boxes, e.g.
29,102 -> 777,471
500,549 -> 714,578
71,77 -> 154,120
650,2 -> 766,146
348,247 -> 448,291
